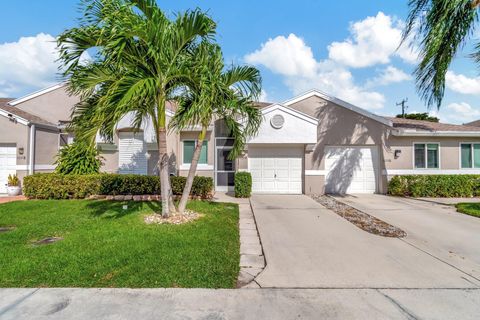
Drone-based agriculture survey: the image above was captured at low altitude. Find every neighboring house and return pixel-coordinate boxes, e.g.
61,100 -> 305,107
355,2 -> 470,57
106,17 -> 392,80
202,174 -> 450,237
3,84 -> 480,195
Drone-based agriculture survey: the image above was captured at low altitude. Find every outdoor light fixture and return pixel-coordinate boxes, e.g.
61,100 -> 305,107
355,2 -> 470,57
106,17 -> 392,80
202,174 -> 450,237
18,147 -> 24,155
394,149 -> 401,159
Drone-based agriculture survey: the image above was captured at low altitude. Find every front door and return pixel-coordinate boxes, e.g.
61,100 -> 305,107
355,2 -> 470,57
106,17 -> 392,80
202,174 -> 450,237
215,138 -> 235,191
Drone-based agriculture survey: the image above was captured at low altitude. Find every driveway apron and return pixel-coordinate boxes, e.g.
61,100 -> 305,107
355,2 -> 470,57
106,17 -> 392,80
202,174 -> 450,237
251,195 -> 480,288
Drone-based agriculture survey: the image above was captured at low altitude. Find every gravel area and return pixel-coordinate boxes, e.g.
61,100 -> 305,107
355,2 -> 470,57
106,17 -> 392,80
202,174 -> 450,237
144,210 -> 202,225
312,195 -> 407,238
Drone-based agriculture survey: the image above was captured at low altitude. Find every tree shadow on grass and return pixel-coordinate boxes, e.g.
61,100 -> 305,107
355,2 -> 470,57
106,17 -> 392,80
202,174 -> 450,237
85,200 -> 162,219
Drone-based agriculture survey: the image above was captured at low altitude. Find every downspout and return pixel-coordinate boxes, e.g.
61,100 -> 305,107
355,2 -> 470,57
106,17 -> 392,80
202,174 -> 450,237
29,124 -> 35,175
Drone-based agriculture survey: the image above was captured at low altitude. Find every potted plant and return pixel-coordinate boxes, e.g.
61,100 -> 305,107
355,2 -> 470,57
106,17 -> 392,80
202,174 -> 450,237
7,174 -> 21,196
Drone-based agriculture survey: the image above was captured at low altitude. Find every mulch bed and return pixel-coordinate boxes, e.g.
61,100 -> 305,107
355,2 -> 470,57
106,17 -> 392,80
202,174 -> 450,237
144,210 -> 202,225
312,195 -> 407,238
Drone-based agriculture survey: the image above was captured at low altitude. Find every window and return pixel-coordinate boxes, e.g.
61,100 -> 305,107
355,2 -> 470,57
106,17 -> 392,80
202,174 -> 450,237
460,143 -> 480,168
414,143 -> 439,169
183,140 -> 208,164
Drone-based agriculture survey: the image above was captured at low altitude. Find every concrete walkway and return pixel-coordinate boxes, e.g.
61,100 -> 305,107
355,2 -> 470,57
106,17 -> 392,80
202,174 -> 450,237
1,288 -> 479,320
334,194 -> 480,281
251,195 -> 480,288
0,195 -> 26,204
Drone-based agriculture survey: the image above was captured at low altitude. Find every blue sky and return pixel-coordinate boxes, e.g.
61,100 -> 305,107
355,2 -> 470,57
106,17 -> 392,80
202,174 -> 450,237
0,0 -> 479,123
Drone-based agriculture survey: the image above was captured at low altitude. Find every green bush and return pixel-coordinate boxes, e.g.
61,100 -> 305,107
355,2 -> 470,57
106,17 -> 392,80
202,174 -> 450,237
234,172 -> 252,198
23,173 -> 213,199
388,175 -> 480,198
55,142 -> 103,175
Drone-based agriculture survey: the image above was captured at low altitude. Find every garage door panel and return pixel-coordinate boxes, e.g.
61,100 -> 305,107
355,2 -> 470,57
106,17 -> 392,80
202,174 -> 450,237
0,144 -> 17,194
249,146 -> 303,194
325,146 -> 378,194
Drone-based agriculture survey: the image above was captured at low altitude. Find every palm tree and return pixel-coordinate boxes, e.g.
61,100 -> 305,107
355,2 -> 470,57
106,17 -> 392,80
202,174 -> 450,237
57,0 -> 216,217
403,0 -> 480,108
170,42 -> 262,214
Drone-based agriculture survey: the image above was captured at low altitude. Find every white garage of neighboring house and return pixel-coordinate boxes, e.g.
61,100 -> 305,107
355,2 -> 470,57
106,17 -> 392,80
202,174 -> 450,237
0,144 -> 17,194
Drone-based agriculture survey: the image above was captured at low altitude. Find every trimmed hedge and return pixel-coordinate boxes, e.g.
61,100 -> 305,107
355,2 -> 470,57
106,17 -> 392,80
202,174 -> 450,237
23,173 -> 213,200
388,175 -> 480,198
234,172 -> 252,198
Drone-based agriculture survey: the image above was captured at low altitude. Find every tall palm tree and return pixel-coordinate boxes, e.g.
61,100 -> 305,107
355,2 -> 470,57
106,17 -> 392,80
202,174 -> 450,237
57,0 -> 216,217
403,0 -> 480,108
170,42 -> 262,214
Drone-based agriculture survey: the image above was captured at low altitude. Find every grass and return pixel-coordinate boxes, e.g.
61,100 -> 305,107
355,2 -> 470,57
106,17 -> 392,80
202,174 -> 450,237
455,203 -> 480,218
0,200 -> 239,288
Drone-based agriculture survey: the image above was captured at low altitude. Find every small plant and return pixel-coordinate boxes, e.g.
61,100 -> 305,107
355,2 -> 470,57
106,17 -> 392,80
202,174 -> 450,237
7,174 -> 19,187
234,172 -> 252,198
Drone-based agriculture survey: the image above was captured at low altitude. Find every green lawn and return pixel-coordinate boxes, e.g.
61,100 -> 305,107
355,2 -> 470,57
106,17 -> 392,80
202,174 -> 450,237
0,200 -> 239,288
456,203 -> 480,218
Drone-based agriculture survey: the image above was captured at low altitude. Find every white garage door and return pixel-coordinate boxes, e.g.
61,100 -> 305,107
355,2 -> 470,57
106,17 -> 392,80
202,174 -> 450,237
325,146 -> 378,194
0,144 -> 17,194
249,146 -> 303,194
118,132 -> 147,175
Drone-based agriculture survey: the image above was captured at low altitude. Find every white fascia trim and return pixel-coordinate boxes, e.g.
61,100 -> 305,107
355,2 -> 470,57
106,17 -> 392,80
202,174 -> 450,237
35,165 -> 56,170
0,108 -> 29,126
8,82 -> 67,106
282,89 -> 392,128
393,130 -> 480,137
179,164 -> 214,171
15,164 -> 56,171
261,104 -> 319,126
305,170 -> 326,176
384,169 -> 480,175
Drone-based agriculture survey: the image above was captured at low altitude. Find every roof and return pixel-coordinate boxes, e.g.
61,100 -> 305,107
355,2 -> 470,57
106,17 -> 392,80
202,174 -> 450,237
283,89 -> 393,127
8,83 -> 67,106
0,97 -> 56,127
385,117 -> 480,132
465,119 -> 480,127
254,101 -> 273,108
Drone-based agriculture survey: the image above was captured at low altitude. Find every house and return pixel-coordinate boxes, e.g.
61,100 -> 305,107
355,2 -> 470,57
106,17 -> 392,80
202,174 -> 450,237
3,83 -> 480,195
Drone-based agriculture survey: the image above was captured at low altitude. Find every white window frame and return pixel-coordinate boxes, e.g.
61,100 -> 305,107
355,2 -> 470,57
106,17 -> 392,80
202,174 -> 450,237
412,142 -> 441,169
180,139 -> 211,170
459,142 -> 480,169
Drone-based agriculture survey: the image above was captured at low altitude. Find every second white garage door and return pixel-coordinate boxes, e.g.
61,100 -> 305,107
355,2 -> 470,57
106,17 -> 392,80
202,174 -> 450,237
325,146 -> 378,194
249,146 -> 303,194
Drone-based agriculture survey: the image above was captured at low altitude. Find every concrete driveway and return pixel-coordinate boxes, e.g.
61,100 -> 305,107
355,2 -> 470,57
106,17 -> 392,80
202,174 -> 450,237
251,195 -> 480,289
335,194 -> 480,281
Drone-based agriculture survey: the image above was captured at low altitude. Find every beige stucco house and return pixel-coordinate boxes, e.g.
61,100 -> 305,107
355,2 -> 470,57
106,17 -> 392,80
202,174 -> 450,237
2,83 -> 480,195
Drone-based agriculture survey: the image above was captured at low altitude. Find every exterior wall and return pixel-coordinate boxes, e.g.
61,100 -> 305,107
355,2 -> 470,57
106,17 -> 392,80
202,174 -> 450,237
289,95 -> 392,194
34,127 -> 59,168
14,86 -> 79,124
385,136 -> 480,172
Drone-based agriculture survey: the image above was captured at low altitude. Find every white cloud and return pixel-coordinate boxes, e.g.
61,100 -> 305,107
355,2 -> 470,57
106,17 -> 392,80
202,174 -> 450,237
258,89 -> 269,102
445,71 -> 480,95
244,33 -> 385,110
366,66 -> 411,87
444,102 -> 480,123
0,33 -> 61,96
245,34 -> 317,78
328,12 -> 418,68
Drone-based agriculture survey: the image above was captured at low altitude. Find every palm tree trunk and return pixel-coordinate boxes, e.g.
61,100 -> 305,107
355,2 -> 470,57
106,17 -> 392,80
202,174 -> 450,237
158,127 -> 174,218
177,126 -> 207,214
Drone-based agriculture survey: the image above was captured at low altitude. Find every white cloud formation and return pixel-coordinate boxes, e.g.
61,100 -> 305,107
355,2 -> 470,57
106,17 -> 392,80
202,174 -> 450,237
245,33 -> 385,109
0,33 -> 60,96
444,102 -> 480,123
366,65 -> 411,87
259,89 -> 269,102
328,12 -> 418,68
445,71 -> 480,95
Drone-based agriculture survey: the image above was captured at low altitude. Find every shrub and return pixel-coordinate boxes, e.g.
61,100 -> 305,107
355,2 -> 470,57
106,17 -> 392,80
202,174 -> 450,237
23,173 -> 213,199
388,175 -> 480,198
55,142 -> 103,175
234,172 -> 252,198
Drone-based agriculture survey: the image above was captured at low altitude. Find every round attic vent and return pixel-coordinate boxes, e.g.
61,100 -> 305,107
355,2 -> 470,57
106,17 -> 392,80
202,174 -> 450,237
270,114 -> 285,129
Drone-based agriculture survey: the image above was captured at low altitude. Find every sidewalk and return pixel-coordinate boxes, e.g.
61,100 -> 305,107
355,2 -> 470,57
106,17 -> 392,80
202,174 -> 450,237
0,288 -> 479,320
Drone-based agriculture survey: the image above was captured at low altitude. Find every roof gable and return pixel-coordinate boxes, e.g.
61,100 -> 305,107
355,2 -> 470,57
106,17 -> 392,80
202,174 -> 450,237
283,89 -> 392,127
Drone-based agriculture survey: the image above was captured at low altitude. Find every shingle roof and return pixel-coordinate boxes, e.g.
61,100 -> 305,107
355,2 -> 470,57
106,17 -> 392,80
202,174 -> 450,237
384,116 -> 480,132
465,119 -> 480,127
0,98 -> 56,126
